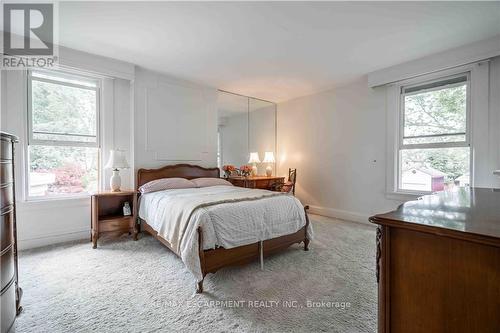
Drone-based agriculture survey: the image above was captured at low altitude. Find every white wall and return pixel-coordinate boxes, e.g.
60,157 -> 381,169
278,56 -> 500,223
101,77 -> 134,191
277,79 -> 401,223
368,35 -> 500,87
134,67 -> 218,170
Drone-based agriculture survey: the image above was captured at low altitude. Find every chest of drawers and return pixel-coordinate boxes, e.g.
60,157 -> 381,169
1,132 -> 22,333
370,188 -> 500,333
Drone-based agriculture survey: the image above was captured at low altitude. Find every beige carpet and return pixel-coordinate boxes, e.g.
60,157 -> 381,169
15,215 -> 377,333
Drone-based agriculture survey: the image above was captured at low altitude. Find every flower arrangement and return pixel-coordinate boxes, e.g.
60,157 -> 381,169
222,164 -> 237,178
239,165 -> 253,177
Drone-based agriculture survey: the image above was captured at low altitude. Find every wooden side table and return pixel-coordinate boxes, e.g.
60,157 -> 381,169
91,190 -> 137,248
228,176 -> 285,191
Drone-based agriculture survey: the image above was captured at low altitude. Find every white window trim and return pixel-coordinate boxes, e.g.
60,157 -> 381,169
397,72 -> 471,194
25,69 -> 102,201
386,61 -> 490,200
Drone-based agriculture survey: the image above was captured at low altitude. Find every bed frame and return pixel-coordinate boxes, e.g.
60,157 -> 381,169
136,164 -> 310,293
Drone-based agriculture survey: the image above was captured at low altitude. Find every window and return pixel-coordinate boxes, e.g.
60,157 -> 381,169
27,70 -> 100,198
398,73 -> 470,193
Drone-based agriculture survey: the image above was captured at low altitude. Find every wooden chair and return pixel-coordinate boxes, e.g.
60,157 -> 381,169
272,168 -> 297,195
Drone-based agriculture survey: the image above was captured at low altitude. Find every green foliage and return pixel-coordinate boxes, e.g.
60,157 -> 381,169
402,84 -> 469,181
404,85 -> 466,137
29,77 -> 98,194
32,80 -> 96,136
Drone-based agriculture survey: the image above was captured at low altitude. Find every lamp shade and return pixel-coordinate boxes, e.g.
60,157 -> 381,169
105,149 -> 129,169
262,152 -> 275,163
248,152 -> 261,164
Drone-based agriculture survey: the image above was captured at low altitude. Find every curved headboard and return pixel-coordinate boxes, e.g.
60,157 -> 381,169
136,164 -> 220,190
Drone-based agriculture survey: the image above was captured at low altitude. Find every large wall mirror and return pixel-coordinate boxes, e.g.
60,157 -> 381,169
217,91 -> 276,176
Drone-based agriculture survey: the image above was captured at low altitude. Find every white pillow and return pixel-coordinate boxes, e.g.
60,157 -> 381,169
191,177 -> 233,188
139,178 -> 196,194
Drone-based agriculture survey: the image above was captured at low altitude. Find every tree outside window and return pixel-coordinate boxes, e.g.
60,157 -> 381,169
399,74 -> 470,192
28,70 -> 100,198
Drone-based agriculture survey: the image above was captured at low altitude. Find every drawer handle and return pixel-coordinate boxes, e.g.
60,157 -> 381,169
376,226 -> 382,283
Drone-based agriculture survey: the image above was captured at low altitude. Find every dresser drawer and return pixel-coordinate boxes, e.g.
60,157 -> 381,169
0,208 -> 14,252
254,180 -> 271,189
0,185 -> 14,210
0,279 -> 16,333
99,216 -> 134,233
0,246 -> 14,292
228,178 -> 246,187
0,162 -> 13,185
0,138 -> 13,161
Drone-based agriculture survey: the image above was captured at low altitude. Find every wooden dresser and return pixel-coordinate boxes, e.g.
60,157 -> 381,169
1,132 -> 22,333
370,187 -> 500,333
228,176 -> 284,191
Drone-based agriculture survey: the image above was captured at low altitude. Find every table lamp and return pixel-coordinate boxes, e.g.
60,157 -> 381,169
263,152 -> 275,176
248,152 -> 261,176
105,149 -> 129,192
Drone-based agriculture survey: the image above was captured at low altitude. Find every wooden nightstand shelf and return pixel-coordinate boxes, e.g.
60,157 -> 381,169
91,190 -> 137,248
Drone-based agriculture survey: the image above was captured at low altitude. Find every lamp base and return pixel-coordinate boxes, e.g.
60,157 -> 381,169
265,165 -> 273,177
110,169 -> 122,192
251,164 -> 258,176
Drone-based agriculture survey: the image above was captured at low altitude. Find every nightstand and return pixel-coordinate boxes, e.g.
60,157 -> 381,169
91,190 -> 137,248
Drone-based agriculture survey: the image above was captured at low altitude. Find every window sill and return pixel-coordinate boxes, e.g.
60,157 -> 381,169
24,193 -> 91,202
17,195 -> 91,212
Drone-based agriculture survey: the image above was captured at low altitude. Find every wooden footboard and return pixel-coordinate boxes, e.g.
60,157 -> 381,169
139,208 -> 310,293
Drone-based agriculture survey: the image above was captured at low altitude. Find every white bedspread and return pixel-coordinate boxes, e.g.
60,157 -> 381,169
138,185 -> 312,282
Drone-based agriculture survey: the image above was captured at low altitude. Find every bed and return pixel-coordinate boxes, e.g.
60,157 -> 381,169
136,164 -> 311,293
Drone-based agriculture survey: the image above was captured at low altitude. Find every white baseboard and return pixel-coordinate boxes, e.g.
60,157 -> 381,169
18,229 -> 90,251
307,205 -> 373,226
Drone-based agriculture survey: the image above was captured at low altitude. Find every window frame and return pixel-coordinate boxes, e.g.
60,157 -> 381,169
25,69 -> 102,200
396,72 -> 472,194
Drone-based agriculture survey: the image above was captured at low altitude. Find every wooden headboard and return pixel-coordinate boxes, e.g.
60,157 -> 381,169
136,164 -> 220,190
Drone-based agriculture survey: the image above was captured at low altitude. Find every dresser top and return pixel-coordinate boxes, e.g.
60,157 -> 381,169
370,187 -> 500,244
0,131 -> 19,142
228,176 -> 284,180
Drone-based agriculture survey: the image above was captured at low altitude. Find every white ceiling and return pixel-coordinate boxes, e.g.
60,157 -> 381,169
59,2 -> 500,102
